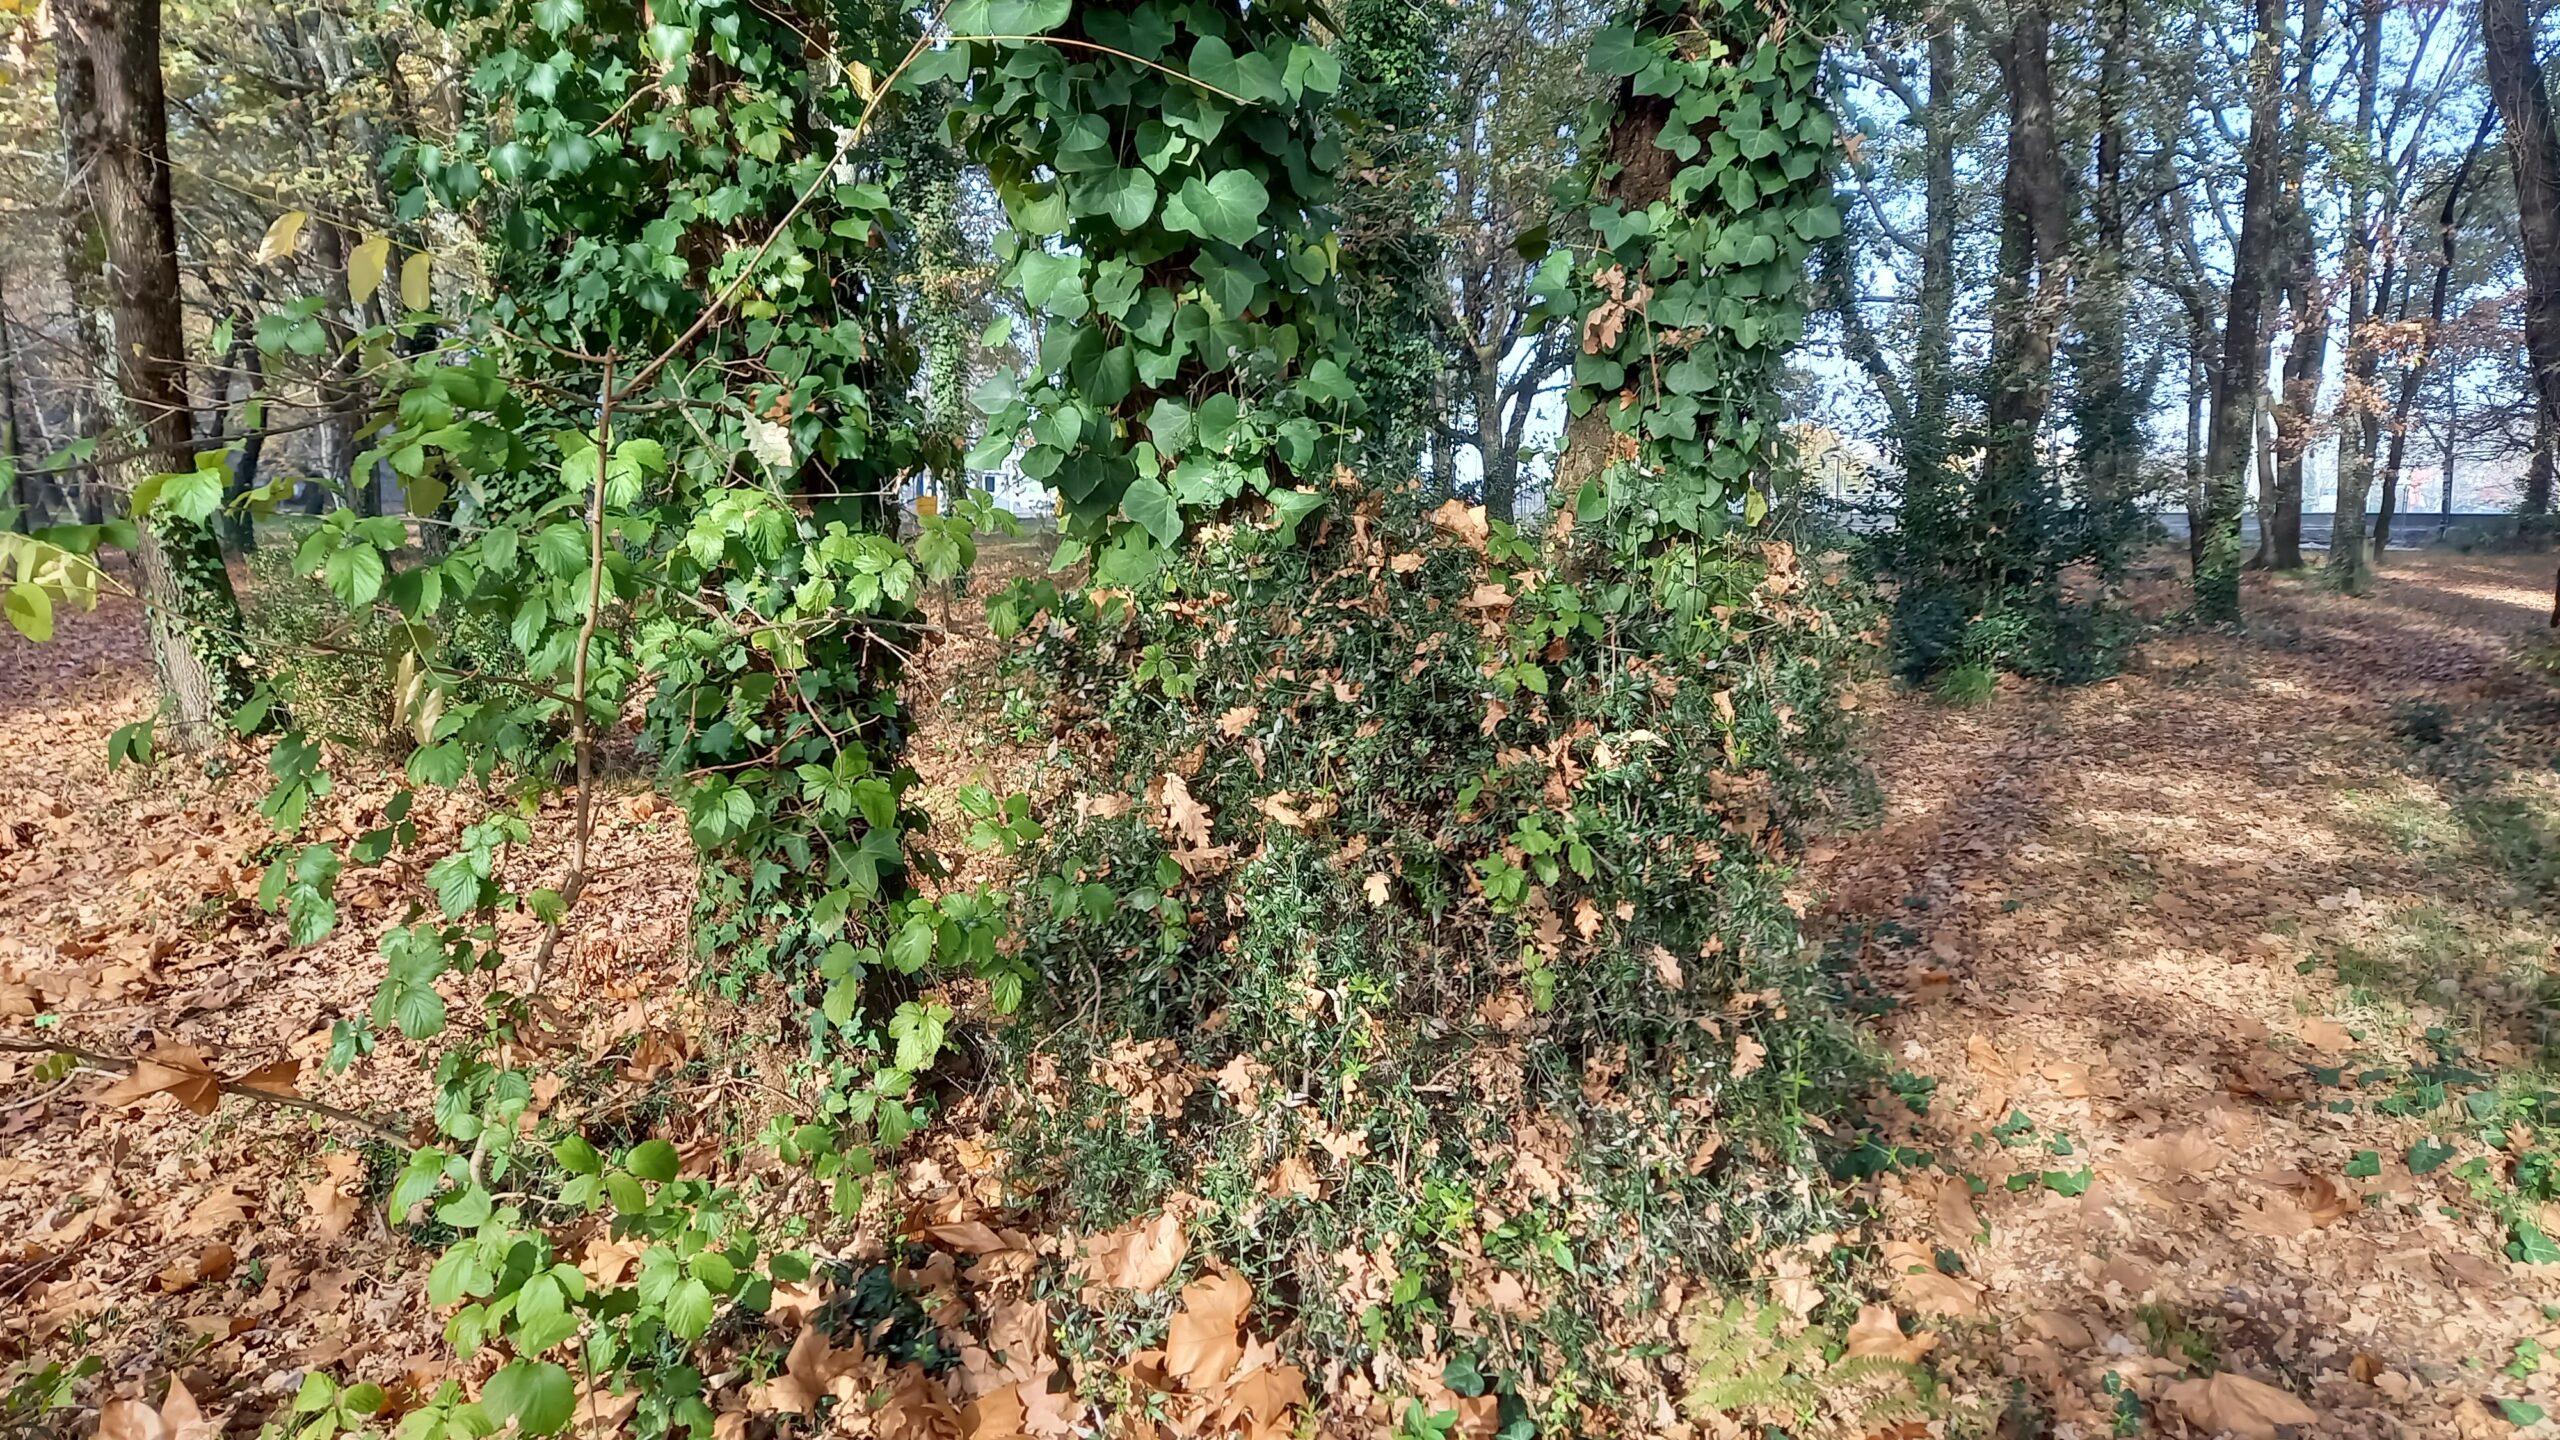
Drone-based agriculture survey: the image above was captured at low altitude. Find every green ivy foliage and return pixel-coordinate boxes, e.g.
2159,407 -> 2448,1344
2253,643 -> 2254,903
936,0 -> 1361,580
1556,0 -> 1843,535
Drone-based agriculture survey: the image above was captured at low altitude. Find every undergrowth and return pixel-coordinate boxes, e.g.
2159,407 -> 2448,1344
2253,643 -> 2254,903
983,482 -> 1882,1428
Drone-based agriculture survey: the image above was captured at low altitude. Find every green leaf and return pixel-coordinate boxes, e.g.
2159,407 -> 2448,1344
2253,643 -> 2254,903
663,1277 -> 716,1340
324,544 -> 387,609
1163,171 -> 1269,247
5,584 -> 52,642
627,1138 -> 680,1182
1081,168 -> 1157,230
2409,1138 -> 2455,1174
2500,1399 -> 2548,1427
551,1135 -> 602,1175
1121,477 -> 1182,546
1587,25 -> 1649,77
2513,1221 -> 2560,1266
480,1363 -> 574,1437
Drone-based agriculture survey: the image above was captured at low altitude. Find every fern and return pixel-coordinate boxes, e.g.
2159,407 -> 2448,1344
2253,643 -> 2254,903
1681,1299 -> 1939,1439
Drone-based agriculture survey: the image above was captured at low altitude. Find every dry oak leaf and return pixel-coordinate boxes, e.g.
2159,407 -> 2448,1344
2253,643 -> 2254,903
1079,1211 -> 1188,1292
876,1365 -> 963,1440
748,1324 -> 869,1415
1428,499 -> 1489,551
305,1151 -> 366,1238
2296,1017 -> 2353,1053
98,1377 -> 219,1440
157,1242 -> 236,1293
959,1383 -> 1028,1440
1219,1359 -> 1307,1440
923,1221 -> 1016,1256
1933,1178 -> 1983,1250
1216,705 -> 1260,739
1364,872 -> 1391,907
1729,1033 -> 1767,1079
94,1044 -> 222,1115
2132,1128 -> 2227,1178
1164,1270 -> 1251,1391
1843,1304 -> 1938,1365
2162,1372 -> 2317,1439
175,1185 -> 255,1238
1879,1240 -> 1982,1318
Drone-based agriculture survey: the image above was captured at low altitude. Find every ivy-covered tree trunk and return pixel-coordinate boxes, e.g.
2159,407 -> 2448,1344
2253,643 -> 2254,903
2198,0 -> 2284,622
1336,0 -> 1449,488
63,0 -> 259,732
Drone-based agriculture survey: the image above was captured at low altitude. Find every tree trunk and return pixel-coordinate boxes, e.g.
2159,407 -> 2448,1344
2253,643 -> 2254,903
309,219 -> 366,512
55,29 -> 113,526
2329,0 -> 2385,590
2198,0 -> 2285,621
1983,0 -> 2066,513
220,305 -> 267,554
1912,16 -> 1959,447
63,0 -> 259,734
2483,0 -> 2560,470
2378,112 -> 2494,556
1474,351 -> 1517,522
0,264 -> 32,525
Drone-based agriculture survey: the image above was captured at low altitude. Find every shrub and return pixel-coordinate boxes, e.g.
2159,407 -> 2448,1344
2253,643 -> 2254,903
984,483 -> 1879,1428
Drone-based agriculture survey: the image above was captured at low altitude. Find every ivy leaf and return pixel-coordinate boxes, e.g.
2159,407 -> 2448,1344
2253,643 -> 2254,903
481,1362 -> 574,1436
1284,43 -> 1342,96
1120,477 -> 1182,546
1081,168 -> 1157,231
1163,171 -> 1269,247
2512,1221 -> 2560,1266
1587,26 -> 1650,77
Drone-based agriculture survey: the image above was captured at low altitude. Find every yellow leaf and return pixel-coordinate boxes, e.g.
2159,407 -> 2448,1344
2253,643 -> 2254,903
400,251 -> 432,311
347,233 -> 391,305
256,209 -> 308,264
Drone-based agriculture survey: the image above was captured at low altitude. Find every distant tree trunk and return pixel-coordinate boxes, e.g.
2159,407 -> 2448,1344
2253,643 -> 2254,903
2529,420 -> 2555,515
63,0 -> 259,733
0,264 -> 32,525
2483,0 -> 2560,472
309,219 -> 367,513
2378,112 -> 2494,556
55,30 -> 112,526
1983,0 -> 2066,511
1912,17 -> 1960,447
2076,0 -> 2136,535
2260,0 -> 2326,571
2329,0 -> 2386,590
2185,346 -> 2207,567
219,305 -> 266,554
2199,0 -> 2285,621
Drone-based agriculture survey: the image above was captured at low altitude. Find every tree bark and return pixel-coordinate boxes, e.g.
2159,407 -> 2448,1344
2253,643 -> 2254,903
2198,0 -> 2285,621
62,0 -> 259,734
219,305 -> 267,554
55,28 -> 113,526
2329,0 -> 2386,590
2483,0 -> 2560,474
1983,0 -> 2066,509
2378,112 -> 2494,556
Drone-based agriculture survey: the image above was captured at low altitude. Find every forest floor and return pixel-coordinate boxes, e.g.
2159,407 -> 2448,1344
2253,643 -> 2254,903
6,543 -> 2560,1438
1820,549 -> 2560,1438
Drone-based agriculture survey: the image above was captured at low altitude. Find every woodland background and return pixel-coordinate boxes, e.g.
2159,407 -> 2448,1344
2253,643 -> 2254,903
3,0 -> 2560,1437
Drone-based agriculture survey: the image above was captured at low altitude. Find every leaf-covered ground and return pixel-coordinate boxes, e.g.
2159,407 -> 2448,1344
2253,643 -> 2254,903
8,546 -> 2560,1438
1821,550 -> 2560,1437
